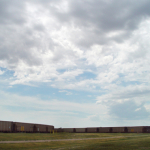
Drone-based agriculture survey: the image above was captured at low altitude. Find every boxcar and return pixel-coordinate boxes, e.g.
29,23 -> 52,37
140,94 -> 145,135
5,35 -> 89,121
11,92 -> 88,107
47,125 -> 54,132
87,127 -> 98,133
63,128 -> 75,133
142,126 -> 150,133
13,122 -> 34,132
55,128 -> 64,133
112,127 -> 125,133
36,124 -> 45,132
32,124 -> 54,133
76,128 -> 86,133
128,126 -> 143,133
0,121 -> 12,132
12,121 -> 54,133
99,127 -> 110,133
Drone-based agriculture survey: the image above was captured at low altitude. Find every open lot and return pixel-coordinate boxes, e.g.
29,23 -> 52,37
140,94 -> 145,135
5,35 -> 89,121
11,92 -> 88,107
0,133 -> 150,150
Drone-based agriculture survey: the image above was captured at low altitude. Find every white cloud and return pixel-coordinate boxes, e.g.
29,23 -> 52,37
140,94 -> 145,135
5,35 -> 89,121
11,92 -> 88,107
0,0 -> 150,127
0,1 -> 150,93
135,108 -> 141,112
59,90 -> 72,95
0,90 -> 109,127
97,84 -> 150,104
0,70 -> 4,75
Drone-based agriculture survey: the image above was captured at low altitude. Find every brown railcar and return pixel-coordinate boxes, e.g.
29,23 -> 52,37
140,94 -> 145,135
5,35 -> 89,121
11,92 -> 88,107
32,123 -> 54,133
0,120 -> 54,133
14,122 -> 34,132
112,127 -> 125,133
128,126 -> 143,133
99,127 -> 110,133
0,120 -> 12,132
63,128 -> 74,133
87,127 -> 98,133
76,128 -> 86,133
55,128 -> 64,132
142,126 -> 150,133
2,120 -> 150,134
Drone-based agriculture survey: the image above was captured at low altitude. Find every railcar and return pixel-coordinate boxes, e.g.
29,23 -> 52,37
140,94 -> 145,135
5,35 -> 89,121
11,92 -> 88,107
143,126 -> 150,133
1,120 -> 150,134
127,126 -> 143,133
0,120 -> 12,132
63,128 -> 76,133
87,127 -> 99,133
61,126 -> 150,133
111,127 -> 125,133
0,120 -> 54,133
99,127 -> 110,133
55,128 -> 64,133
75,128 -> 86,133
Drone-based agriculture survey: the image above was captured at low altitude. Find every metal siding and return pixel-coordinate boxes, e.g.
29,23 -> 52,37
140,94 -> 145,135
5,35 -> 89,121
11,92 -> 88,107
76,128 -> 86,133
55,128 -> 64,132
48,125 -> 54,132
42,125 -> 46,132
128,126 -> 143,133
15,122 -> 21,132
0,121 -> 54,133
112,127 -> 125,133
35,124 -> 54,132
111,127 -> 117,133
36,124 -> 45,132
136,127 -> 143,133
8,122 -> 11,132
14,122 -> 34,132
143,126 -> 150,133
99,127 -> 110,133
23,123 -> 33,132
63,128 -> 74,132
0,122 -> 1,131
36,125 -> 40,132
119,127 -> 125,133
0,121 -> 12,132
87,128 -> 97,133
2,122 -> 4,131
128,127 -> 134,133
2,121 -> 4,131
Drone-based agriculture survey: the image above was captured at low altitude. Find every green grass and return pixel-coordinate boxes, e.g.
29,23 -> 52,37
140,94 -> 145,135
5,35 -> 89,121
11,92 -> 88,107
0,133 -> 150,150
0,132 -> 143,141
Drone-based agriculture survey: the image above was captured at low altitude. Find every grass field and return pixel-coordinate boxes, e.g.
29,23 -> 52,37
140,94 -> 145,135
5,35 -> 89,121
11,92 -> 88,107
0,133 -> 150,150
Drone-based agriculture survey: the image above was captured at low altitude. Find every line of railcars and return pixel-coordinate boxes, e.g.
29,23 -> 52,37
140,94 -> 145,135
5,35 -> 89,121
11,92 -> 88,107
59,126 -> 150,133
1,120 -> 150,133
0,120 -> 54,133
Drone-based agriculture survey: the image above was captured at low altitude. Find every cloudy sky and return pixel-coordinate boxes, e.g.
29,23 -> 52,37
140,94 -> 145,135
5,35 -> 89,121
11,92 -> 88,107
0,0 -> 150,128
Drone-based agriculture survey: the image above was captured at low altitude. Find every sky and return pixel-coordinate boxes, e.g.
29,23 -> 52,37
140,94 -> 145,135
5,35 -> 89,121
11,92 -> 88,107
0,0 -> 150,128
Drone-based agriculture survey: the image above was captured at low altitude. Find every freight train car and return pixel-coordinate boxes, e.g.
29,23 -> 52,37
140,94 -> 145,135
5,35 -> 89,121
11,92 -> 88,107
60,126 -> 150,133
63,128 -> 76,133
2,120 -> 150,134
13,122 -> 54,133
143,126 -> 150,133
0,121 -> 12,132
35,123 -> 54,133
0,120 -> 54,133
13,122 -> 34,132
76,128 -> 86,133
87,127 -> 99,133
111,127 -> 125,133
127,126 -> 143,133
99,127 -> 110,133
55,128 -> 64,133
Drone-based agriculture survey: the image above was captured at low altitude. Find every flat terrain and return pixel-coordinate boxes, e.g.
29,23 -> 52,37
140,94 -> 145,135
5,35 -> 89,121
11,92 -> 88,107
0,133 -> 150,149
